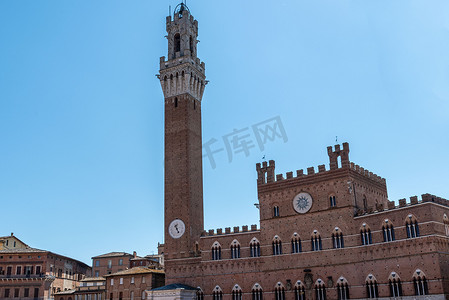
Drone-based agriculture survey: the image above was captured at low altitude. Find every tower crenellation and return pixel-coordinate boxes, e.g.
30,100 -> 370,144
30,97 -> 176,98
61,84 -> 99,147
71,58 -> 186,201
256,143 -> 385,186
159,3 -> 206,103
327,142 -> 350,169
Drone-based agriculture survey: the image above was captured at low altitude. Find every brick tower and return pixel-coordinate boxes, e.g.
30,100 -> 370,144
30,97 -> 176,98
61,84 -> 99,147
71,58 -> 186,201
158,3 -> 206,263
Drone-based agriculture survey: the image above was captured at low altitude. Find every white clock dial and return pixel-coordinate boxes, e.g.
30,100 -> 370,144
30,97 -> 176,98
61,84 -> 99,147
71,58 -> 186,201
168,219 -> 185,239
293,192 -> 313,214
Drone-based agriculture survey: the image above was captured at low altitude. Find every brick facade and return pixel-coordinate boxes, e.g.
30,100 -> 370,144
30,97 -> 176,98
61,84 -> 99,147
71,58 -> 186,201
92,252 -> 134,277
104,267 -> 165,300
0,240 -> 91,300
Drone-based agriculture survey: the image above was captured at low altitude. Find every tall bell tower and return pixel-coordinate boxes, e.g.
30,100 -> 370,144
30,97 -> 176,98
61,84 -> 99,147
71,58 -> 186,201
158,3 -> 206,261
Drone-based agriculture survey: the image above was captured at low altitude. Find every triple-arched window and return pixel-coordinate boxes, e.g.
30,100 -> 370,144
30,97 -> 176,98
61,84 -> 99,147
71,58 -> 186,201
332,227 -> 344,249
291,233 -> 301,253
211,242 -> 221,260
388,272 -> 402,297
230,240 -> 241,259
212,286 -> 223,300
382,219 -> 395,242
272,236 -> 282,255
232,285 -> 242,300
365,274 -> 378,298
196,288 -> 204,300
405,215 -> 420,238
413,269 -> 429,296
294,281 -> 305,300
311,230 -> 322,251
274,282 -> 285,300
360,223 -> 372,245
250,238 -> 261,257
315,278 -> 326,300
252,283 -> 263,300
336,277 -> 349,300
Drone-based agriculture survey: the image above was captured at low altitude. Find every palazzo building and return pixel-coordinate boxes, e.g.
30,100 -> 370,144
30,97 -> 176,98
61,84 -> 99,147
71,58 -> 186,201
157,3 -> 449,300
0,234 -> 91,299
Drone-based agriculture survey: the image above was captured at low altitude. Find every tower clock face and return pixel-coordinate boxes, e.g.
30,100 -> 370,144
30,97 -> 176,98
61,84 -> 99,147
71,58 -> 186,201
168,219 -> 186,239
293,192 -> 313,214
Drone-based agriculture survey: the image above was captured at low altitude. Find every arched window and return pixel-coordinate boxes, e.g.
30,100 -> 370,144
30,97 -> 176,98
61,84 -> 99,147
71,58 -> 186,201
382,219 -> 395,242
252,283 -> 263,300
197,288 -> 204,300
211,242 -> 221,260
315,279 -> 326,300
336,277 -> 349,300
291,233 -> 302,253
213,286 -> 223,300
273,206 -> 280,217
332,227 -> 344,249
174,33 -> 181,53
388,272 -> 403,297
230,240 -> 241,259
272,236 -> 282,255
406,214 -> 420,238
329,194 -> 336,207
250,238 -> 261,257
311,230 -> 322,251
444,214 -> 449,236
365,274 -> 378,299
274,282 -> 285,300
232,285 -> 242,300
360,223 -> 372,245
294,281 -> 305,300
189,35 -> 193,52
413,269 -> 429,296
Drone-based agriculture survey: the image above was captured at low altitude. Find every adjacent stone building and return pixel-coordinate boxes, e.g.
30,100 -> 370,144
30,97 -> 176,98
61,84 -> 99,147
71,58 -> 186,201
157,3 -> 449,300
104,267 -> 165,300
0,235 -> 91,299
54,277 -> 106,300
92,252 -> 134,277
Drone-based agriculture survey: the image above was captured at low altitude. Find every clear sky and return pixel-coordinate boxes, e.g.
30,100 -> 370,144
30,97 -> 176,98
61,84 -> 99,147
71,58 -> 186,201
1,1 -> 448,265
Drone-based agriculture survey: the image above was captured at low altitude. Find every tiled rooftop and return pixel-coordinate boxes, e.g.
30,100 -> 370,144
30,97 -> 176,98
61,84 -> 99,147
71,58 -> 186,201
92,252 -> 132,259
103,267 -> 164,277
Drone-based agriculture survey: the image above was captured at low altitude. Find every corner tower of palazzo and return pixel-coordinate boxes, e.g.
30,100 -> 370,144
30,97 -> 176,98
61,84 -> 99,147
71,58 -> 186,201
158,2 -> 206,268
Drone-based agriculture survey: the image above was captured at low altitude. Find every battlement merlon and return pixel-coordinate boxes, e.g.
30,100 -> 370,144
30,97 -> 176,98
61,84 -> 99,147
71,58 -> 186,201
256,160 -> 275,185
256,143 -> 386,187
328,142 -> 350,170
354,194 -> 449,216
166,12 -> 198,32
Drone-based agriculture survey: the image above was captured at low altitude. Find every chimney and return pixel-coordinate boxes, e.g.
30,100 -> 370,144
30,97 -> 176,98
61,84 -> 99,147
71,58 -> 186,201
11,232 -> 13,236
133,251 -> 137,258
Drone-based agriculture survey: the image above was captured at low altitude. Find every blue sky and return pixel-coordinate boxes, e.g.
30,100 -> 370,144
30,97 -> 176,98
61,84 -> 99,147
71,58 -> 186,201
0,1 -> 448,265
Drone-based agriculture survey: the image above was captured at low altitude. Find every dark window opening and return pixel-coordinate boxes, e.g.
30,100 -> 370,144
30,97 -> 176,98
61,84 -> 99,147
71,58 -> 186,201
273,206 -> 280,217
361,229 -> 372,245
174,33 -> 181,53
